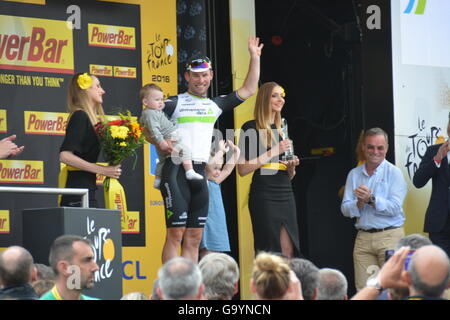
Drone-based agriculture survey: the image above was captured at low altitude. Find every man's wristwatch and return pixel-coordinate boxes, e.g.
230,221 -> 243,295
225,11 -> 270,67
366,277 -> 383,293
367,195 -> 376,205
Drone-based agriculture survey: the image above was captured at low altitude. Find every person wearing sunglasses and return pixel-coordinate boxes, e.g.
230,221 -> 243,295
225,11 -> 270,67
341,127 -> 407,291
157,37 -> 263,263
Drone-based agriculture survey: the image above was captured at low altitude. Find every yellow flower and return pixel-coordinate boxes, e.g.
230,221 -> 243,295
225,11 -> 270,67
130,122 -> 141,138
280,86 -> 286,98
119,142 -> 127,147
110,125 -> 129,139
77,73 -> 93,90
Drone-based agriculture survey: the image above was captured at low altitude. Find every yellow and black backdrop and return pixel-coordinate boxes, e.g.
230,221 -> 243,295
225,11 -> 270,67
0,0 -> 177,296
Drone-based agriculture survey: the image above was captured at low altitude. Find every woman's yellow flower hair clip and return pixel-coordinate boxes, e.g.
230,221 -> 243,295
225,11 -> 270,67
77,73 -> 93,90
280,86 -> 286,98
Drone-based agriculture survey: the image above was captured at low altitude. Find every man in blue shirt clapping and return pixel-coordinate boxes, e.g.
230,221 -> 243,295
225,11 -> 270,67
341,127 -> 407,291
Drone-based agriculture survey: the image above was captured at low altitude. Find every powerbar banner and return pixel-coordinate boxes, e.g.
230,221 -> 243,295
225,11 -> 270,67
0,0 -> 144,247
0,0 -> 178,297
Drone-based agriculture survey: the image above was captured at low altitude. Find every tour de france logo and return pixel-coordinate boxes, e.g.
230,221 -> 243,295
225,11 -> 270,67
86,216 -> 116,281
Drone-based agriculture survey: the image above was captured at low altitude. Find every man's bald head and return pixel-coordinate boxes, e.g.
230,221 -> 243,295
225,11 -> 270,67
408,245 -> 450,298
0,246 -> 35,286
157,257 -> 203,300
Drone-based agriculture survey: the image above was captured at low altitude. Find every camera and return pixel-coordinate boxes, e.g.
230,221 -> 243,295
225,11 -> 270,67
384,249 -> 415,270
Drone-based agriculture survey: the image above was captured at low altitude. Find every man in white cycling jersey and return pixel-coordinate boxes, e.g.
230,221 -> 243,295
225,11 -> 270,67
159,36 -> 263,263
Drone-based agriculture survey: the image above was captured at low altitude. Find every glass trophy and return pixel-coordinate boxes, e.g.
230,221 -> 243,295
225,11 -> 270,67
281,118 -> 294,161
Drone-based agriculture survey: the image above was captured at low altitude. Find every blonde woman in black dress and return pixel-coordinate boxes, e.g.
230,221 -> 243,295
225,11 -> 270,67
238,82 -> 300,258
59,73 -> 121,207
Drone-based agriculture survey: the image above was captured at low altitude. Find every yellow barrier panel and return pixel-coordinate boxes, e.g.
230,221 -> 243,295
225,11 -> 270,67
230,0 -> 256,300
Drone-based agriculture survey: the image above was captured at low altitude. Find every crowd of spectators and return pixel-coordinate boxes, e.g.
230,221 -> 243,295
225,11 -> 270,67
0,233 -> 448,300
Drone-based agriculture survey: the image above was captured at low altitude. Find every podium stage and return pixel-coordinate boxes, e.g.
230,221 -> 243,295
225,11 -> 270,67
22,207 -> 123,300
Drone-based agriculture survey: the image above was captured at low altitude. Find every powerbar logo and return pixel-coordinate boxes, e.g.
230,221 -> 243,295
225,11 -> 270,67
0,15 -> 74,74
90,64 -> 113,77
88,24 -> 135,50
114,66 -> 136,78
0,109 -> 6,133
0,210 -> 10,234
122,211 -> 139,234
0,160 -> 44,184
24,111 -> 68,135
90,64 -> 136,79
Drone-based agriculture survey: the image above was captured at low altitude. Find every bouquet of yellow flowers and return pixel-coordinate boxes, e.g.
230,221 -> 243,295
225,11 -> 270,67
95,111 -> 145,188
95,110 -> 144,222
